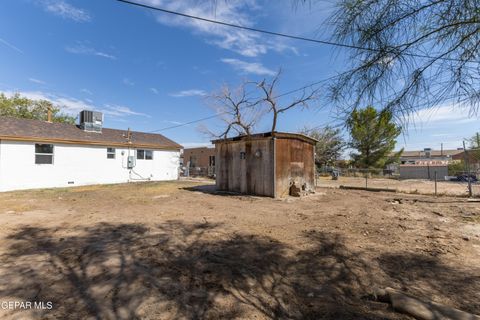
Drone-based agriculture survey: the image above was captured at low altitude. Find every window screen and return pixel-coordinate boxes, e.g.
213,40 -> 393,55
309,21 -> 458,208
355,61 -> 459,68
137,149 -> 153,160
145,150 -> 153,160
35,144 -> 54,164
107,147 -> 116,159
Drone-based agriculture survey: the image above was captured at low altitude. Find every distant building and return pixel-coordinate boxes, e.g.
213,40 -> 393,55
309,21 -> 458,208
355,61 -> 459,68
398,147 -> 464,164
395,147 -> 465,180
399,163 -> 449,180
182,147 -> 215,177
212,132 -> 317,198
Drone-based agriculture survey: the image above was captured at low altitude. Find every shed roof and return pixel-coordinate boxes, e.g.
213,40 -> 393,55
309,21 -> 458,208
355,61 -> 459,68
0,116 -> 182,150
211,131 -> 318,145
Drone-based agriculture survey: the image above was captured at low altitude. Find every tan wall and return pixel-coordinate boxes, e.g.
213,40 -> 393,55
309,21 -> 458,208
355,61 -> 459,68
183,147 -> 215,168
274,138 -> 315,197
399,165 -> 448,180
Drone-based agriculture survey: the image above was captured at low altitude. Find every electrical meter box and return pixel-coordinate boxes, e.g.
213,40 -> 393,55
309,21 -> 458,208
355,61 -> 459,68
127,156 -> 136,169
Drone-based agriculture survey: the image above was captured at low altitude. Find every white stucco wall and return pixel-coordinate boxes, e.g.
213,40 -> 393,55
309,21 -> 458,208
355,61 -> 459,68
0,140 -> 180,192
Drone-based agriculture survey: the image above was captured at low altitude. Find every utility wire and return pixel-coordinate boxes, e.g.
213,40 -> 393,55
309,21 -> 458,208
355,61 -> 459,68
119,0 -> 472,134
150,114 -> 225,133
116,0 -> 478,64
148,73 -> 342,133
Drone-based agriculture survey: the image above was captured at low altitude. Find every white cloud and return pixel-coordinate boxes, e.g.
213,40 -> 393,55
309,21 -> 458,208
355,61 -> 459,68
412,104 -> 479,126
123,78 -> 134,86
170,89 -> 207,98
1,90 -> 94,114
150,87 -> 159,94
0,38 -> 24,54
141,0 -> 296,57
28,78 -> 47,85
430,133 -> 452,137
40,0 -> 91,22
103,104 -> 150,118
0,90 -> 148,119
221,58 -> 276,76
80,88 -> 93,95
162,120 -> 183,125
65,43 -> 116,60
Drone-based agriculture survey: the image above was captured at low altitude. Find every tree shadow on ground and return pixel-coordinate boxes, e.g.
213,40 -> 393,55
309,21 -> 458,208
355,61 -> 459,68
181,185 -> 262,198
0,220 -> 475,319
378,252 -> 480,314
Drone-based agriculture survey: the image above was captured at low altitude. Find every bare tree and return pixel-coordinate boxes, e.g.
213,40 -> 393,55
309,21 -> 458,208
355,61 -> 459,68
325,0 -> 480,122
204,82 -> 264,139
203,72 -> 318,138
256,71 -> 318,133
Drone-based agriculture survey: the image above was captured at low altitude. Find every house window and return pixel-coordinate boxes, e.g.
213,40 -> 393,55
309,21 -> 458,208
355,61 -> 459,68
137,149 -> 153,160
35,144 -> 54,164
209,155 -> 215,166
240,151 -> 246,160
107,148 -> 116,159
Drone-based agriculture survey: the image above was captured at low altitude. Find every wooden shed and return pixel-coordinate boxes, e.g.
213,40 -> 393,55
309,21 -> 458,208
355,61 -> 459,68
212,132 -> 317,198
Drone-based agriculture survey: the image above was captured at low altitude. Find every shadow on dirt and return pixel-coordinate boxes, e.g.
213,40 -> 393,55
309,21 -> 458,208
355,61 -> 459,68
0,221 -> 477,319
378,252 -> 480,314
181,184 -> 253,198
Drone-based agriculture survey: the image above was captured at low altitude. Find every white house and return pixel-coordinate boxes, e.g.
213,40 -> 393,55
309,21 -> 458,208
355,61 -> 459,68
0,111 -> 182,192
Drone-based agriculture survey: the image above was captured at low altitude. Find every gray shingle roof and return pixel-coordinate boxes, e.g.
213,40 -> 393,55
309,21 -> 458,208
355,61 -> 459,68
0,116 -> 182,149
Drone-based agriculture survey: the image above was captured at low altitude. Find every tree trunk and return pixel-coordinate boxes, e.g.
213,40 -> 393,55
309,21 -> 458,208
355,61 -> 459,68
271,112 -> 278,134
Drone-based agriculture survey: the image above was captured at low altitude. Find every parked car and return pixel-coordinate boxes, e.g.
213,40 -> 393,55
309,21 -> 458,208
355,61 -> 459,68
454,173 -> 478,182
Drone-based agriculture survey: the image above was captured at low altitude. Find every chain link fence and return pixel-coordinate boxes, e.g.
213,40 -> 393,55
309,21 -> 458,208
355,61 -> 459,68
460,147 -> 480,197
181,166 -> 215,178
316,145 -> 480,197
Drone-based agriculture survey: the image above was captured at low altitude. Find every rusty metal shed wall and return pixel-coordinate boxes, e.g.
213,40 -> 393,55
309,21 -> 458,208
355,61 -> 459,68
274,138 -> 315,198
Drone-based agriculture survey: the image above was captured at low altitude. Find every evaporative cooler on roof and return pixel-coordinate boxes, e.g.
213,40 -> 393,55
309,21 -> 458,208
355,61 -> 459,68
79,110 -> 103,133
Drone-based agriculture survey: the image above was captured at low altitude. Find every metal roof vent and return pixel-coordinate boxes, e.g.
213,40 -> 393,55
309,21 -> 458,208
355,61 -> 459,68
79,110 -> 103,133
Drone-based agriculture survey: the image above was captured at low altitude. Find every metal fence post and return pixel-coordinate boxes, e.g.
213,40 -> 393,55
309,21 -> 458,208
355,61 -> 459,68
434,171 -> 437,197
463,141 -> 473,197
365,170 -> 368,190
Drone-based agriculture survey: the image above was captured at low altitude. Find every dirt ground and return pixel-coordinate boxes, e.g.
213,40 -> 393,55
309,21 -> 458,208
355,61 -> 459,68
0,179 -> 479,319
317,176 -> 480,197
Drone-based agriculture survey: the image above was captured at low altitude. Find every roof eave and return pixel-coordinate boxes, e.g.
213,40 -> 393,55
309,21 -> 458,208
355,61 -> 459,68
211,131 -> 318,145
0,135 -> 182,150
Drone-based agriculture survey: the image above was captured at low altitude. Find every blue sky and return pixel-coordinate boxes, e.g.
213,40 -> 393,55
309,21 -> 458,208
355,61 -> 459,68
0,0 -> 478,151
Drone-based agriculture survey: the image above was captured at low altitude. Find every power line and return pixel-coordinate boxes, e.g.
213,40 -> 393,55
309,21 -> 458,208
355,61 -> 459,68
148,73 -> 341,133
150,114 -> 224,133
116,0 -> 478,64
